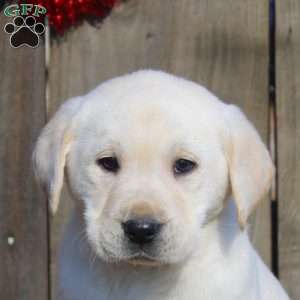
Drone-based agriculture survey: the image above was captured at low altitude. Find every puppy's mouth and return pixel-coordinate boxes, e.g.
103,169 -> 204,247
127,252 -> 161,267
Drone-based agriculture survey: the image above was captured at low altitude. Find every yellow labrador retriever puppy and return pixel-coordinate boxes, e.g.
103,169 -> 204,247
33,70 -> 290,300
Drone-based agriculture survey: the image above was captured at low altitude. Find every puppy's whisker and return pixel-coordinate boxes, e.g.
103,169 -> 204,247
88,252 -> 98,272
72,228 -> 88,245
72,228 -> 90,254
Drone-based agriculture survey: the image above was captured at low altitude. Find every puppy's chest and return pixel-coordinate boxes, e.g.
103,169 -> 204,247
59,279 -> 257,300
59,273 -> 177,300
59,263 -> 258,300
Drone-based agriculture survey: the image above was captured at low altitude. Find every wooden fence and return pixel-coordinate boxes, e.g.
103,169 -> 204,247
0,0 -> 299,299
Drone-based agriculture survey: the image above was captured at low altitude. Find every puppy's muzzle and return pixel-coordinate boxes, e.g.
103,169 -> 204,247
122,218 -> 163,245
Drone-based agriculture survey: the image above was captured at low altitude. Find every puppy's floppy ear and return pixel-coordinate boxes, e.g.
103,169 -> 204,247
223,104 -> 275,229
32,97 -> 83,215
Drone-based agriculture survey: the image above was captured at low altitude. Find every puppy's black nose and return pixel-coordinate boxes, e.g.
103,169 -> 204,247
122,218 -> 162,245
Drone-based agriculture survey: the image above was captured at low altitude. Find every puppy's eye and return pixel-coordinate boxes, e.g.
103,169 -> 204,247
173,159 -> 197,175
96,157 -> 120,173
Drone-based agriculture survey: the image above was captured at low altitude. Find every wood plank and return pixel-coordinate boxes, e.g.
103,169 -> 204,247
277,0 -> 300,298
49,1 -> 270,297
0,14 -> 48,300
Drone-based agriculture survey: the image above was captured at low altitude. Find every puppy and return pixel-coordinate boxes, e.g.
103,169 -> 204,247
33,70 -> 290,300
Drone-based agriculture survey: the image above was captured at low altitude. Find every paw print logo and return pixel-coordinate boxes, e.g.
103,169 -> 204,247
4,16 -> 45,48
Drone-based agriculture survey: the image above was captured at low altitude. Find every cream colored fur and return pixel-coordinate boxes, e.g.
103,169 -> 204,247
33,70 -> 290,300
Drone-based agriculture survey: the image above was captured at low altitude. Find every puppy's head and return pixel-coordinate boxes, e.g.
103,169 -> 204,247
33,70 -> 274,266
